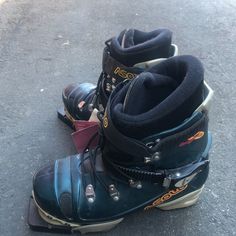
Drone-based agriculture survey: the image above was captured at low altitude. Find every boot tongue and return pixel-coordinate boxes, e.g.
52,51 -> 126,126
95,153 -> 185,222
119,29 -> 135,48
123,72 -> 179,115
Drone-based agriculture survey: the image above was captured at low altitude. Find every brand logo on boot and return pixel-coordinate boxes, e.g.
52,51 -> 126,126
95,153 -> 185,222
179,131 -> 204,147
144,185 -> 188,210
114,67 -> 136,80
103,111 -> 108,128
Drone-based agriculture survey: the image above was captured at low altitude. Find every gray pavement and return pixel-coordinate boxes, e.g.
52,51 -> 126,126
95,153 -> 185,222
0,0 -> 236,235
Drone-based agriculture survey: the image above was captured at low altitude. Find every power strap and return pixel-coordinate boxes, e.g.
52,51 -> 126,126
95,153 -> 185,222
103,97 -> 154,159
104,154 -> 209,187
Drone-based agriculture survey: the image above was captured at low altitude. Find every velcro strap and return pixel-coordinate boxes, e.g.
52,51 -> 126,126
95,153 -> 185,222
102,47 -> 143,81
102,98 -> 154,159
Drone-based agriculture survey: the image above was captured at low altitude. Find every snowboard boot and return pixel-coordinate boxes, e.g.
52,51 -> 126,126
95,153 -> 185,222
58,28 -> 178,129
30,55 -> 213,234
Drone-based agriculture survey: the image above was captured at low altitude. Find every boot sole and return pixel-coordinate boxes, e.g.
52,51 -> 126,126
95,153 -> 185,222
32,186 -> 203,234
32,191 -> 123,234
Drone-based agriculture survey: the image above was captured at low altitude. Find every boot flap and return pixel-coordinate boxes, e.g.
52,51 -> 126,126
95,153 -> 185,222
72,124 -> 99,153
103,99 -> 154,159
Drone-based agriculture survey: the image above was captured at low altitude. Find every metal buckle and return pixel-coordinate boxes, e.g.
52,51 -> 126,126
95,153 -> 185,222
162,176 -> 171,188
109,184 -> 120,201
129,179 -> 142,189
144,152 -> 160,163
85,184 -> 96,203
145,138 -> 160,148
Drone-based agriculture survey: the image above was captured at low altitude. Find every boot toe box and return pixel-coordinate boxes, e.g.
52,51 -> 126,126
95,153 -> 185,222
33,164 -> 64,218
62,82 -> 96,101
62,83 -> 96,120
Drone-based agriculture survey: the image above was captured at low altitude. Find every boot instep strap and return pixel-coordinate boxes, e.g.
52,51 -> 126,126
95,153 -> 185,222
103,102 -> 154,159
104,156 -> 209,188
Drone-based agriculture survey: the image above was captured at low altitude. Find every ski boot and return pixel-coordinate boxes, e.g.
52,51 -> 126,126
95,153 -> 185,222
57,28 -> 178,129
29,55 -> 213,234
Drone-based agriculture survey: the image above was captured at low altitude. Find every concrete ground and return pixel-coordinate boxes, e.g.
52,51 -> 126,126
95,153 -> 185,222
0,0 -> 235,235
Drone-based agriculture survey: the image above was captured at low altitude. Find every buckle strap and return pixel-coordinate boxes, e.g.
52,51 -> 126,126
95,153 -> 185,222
104,155 -> 209,188
102,47 -> 143,82
103,99 -> 154,159
112,160 -> 165,182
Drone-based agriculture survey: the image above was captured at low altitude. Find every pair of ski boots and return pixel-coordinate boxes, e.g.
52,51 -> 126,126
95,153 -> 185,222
28,28 -> 213,234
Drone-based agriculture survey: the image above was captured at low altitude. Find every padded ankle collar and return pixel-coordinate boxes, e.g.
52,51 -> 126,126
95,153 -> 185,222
110,55 -> 204,139
110,28 -> 173,66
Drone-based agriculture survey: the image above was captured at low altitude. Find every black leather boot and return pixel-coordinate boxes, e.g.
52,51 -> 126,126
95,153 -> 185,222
58,28 -> 178,128
32,55 -> 213,234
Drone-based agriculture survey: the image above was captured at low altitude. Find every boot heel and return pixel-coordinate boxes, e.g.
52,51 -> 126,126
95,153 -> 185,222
157,186 -> 204,210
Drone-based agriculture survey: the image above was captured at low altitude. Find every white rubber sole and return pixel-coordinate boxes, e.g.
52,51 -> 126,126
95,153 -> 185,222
32,191 -> 123,234
32,186 -> 203,234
